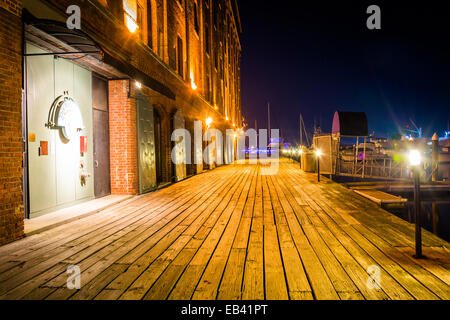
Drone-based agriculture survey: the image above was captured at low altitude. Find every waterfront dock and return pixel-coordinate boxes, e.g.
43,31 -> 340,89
0,159 -> 448,300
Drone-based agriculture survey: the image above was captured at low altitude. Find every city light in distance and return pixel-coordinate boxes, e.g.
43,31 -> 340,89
408,150 -> 422,167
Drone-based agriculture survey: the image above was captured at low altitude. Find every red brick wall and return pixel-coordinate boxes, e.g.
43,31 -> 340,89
108,80 -> 139,195
0,1 -> 24,245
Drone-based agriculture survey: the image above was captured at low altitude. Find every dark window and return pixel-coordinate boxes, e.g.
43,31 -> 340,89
204,21 -> 210,54
213,1 -> 217,27
158,28 -> 163,57
177,36 -> 184,77
214,48 -> 218,69
206,74 -> 211,101
194,2 -> 200,35
147,0 -> 152,48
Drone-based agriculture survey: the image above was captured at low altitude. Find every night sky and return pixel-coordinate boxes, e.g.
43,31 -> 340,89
238,1 -> 450,143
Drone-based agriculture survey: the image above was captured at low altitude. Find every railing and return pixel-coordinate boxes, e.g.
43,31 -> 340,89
336,156 -> 411,180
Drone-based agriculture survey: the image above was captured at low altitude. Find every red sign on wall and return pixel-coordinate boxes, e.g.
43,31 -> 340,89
40,141 -> 48,156
80,136 -> 88,153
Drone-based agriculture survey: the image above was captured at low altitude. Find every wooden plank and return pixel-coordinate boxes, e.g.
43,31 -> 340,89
148,168 -> 254,300
1,159 -> 449,301
266,175 -> 313,300
111,169 -> 248,300
272,172 -> 340,300
217,172 -> 257,300
242,171 -> 265,300
192,167 -> 255,300
261,175 -> 289,300
0,168 -> 232,298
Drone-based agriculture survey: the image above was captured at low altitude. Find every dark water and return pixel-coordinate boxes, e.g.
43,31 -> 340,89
381,190 -> 450,243
332,176 -> 450,242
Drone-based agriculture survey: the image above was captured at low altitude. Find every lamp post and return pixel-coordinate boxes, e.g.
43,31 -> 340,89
409,150 -> 423,259
299,148 -> 304,169
315,149 -> 322,183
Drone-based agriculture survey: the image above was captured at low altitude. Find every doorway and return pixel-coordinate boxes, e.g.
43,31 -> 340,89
154,109 -> 163,185
92,75 -> 111,198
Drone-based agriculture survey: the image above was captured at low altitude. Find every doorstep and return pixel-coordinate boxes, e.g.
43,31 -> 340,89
24,195 -> 134,236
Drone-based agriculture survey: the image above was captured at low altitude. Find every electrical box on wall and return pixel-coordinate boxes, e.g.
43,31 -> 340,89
80,136 -> 88,154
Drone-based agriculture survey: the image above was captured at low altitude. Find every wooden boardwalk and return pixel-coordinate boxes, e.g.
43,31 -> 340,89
0,159 -> 449,300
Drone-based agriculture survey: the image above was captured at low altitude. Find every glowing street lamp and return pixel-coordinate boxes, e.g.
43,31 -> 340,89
409,149 -> 423,259
315,149 -> 322,182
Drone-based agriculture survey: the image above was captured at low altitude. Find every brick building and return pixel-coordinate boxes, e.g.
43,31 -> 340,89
0,0 -> 242,245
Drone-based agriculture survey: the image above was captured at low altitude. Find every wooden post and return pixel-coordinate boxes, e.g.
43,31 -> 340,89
362,137 -> 366,178
432,203 -> 439,235
413,168 -> 423,259
432,133 -> 439,182
317,155 -> 320,183
355,137 -> 358,171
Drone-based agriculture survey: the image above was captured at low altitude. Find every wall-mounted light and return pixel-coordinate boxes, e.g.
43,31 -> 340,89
190,72 -> 197,90
135,81 -> 142,89
191,81 -> 197,90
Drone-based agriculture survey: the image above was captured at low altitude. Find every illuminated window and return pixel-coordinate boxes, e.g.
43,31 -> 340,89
123,0 -> 138,34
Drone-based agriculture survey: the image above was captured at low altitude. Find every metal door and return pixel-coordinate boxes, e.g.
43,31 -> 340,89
137,95 -> 157,193
93,109 -> 111,198
93,75 -> 110,198
172,110 -> 187,181
154,110 -> 163,185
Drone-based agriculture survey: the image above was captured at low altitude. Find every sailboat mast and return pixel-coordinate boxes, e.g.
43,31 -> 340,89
268,102 -> 271,145
300,114 -> 303,146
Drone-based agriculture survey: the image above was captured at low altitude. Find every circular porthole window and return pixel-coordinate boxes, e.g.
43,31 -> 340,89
47,93 -> 84,141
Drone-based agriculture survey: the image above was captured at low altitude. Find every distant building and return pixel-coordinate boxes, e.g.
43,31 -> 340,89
0,0 -> 242,245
